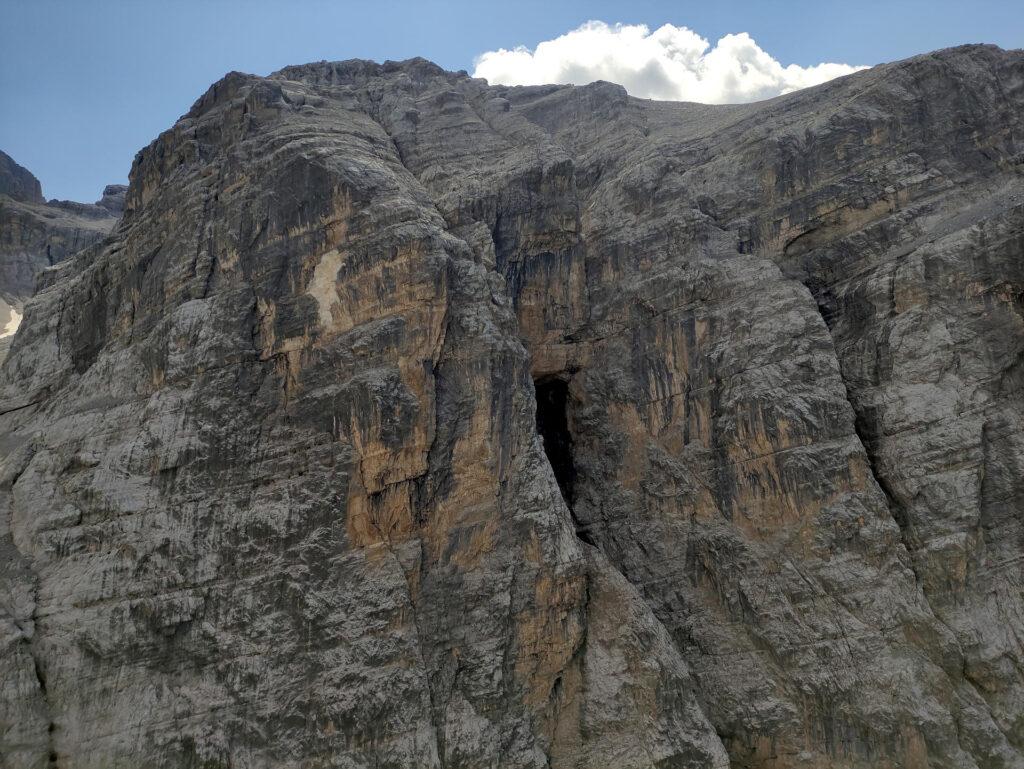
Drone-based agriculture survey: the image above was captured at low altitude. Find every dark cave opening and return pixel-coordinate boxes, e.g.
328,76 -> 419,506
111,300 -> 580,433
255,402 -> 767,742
534,377 -> 576,508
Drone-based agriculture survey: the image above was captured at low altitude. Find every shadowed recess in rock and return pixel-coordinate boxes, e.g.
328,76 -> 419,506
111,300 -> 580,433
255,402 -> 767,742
535,377 -> 576,507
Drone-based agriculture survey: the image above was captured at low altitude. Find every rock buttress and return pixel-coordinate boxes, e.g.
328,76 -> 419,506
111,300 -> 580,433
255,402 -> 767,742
1,45 -> 1023,769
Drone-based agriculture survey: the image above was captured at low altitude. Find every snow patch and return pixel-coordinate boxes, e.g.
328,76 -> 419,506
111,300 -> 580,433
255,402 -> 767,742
0,301 -> 22,338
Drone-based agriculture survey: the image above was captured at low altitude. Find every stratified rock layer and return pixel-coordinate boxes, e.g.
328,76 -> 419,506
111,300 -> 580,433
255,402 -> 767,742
1,45 -> 1022,768
0,151 -> 123,363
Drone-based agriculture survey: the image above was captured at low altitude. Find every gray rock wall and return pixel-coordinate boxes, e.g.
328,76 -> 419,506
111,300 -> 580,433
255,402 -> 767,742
0,153 -> 122,363
0,45 -> 1021,768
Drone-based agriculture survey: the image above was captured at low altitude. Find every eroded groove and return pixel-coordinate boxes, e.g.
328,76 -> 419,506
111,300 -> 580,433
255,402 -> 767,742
26,607 -> 57,767
534,377 -> 575,507
533,376 -> 597,547
801,279 -> 1017,753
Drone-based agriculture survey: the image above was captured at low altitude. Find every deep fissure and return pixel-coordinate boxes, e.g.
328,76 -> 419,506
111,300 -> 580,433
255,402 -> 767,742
534,376 -> 598,549
534,377 -> 576,507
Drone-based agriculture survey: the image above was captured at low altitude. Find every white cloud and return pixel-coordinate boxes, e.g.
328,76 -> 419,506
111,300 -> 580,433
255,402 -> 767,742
472,21 -> 869,104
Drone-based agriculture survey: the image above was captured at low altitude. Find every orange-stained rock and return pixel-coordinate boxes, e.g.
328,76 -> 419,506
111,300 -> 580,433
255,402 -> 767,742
1,46 -> 1023,768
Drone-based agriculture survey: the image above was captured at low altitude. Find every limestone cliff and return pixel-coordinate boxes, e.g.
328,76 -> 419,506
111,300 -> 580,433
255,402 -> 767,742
0,150 -> 123,362
0,45 -> 1022,768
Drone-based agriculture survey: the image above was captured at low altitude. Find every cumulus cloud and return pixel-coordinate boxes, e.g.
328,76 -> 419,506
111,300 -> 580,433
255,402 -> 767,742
472,21 -> 869,104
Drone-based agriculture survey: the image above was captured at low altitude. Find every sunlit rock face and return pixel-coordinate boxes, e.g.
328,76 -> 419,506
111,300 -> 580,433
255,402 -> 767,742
0,150 -> 123,361
1,45 -> 1022,769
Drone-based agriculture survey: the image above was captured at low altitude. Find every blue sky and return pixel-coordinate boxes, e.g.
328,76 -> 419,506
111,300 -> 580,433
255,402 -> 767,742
2,0 -> 1022,202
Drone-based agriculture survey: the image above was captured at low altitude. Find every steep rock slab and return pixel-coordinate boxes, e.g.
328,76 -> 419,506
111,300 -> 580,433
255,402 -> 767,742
283,51 -> 1023,767
0,67 -> 724,768
1,45 -> 1023,769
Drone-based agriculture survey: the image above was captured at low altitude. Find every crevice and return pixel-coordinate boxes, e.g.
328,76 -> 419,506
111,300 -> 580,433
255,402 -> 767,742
797,275 -> 919,550
846,392 -> 1017,751
0,399 -> 41,417
352,93 -> 492,769
798,275 -> 1018,755
534,377 -> 575,506
400,546 -> 447,769
27,610 -> 57,766
851,410 -> 916,542
546,567 -> 590,763
533,375 -> 595,547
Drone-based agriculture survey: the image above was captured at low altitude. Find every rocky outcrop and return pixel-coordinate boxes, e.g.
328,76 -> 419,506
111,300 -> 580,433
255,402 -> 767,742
0,45 -> 1022,768
0,150 -> 45,205
0,152 -> 122,361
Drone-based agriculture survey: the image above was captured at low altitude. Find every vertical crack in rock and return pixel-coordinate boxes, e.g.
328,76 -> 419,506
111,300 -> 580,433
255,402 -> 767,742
28,632 -> 57,768
0,445 -> 56,766
802,290 -> 929,575
394,544 -> 446,769
347,95 -> 454,767
802,286 -> 1015,753
534,376 -> 596,548
546,567 -> 590,763
533,378 -> 575,505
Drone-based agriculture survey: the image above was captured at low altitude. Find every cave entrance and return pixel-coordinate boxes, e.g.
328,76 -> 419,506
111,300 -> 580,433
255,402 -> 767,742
534,377 -> 576,508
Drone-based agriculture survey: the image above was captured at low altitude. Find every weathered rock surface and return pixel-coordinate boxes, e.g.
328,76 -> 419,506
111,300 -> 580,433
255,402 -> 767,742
0,151 -> 123,361
0,151 -> 45,206
0,45 -> 1022,768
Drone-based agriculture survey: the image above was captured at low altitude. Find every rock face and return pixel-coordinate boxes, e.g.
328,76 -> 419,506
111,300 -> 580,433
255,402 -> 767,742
0,45 -> 1022,768
0,151 -> 123,361
0,151 -> 45,206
